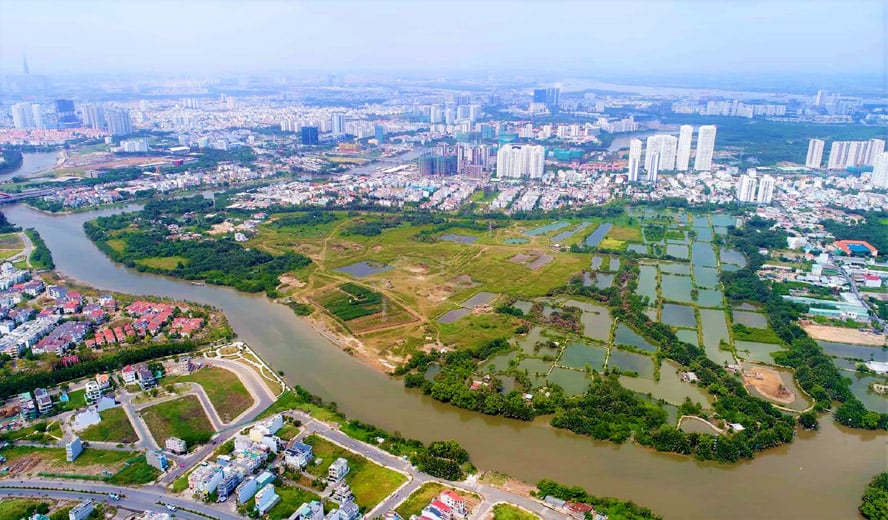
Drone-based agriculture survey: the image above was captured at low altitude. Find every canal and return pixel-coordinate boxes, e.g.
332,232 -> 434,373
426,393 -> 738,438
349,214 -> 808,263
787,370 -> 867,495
1,203 -> 885,519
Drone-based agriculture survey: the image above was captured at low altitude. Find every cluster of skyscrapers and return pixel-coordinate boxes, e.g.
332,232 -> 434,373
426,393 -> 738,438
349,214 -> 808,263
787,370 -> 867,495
496,144 -> 545,179
626,125 -> 716,183
737,169 -> 776,204
806,138 -> 885,170
11,100 -> 132,136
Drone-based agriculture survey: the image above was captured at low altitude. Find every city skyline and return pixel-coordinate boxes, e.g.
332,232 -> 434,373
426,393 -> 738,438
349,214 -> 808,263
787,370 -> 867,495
1,0 -> 885,78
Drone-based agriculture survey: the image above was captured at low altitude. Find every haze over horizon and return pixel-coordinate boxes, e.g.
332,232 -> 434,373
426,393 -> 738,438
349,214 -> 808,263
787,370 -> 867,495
1,0 -> 885,81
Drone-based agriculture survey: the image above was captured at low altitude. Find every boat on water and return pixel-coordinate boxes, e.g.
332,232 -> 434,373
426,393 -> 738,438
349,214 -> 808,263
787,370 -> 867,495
191,281 -> 206,286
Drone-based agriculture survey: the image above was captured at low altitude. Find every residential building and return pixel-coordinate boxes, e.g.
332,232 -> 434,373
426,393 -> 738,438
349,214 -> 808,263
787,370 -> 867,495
136,364 -> 156,390
292,500 -> 325,520
69,499 -> 94,520
627,138 -> 642,183
806,139 -> 825,169
284,442 -> 314,469
756,174 -> 776,204
188,464 -> 224,496
738,170 -> 758,203
12,102 -> 36,129
84,381 -> 102,402
18,391 -> 36,420
694,125 -> 717,171
325,501 -> 361,520
33,388 -> 52,415
828,139 -> 885,169
166,437 -> 187,454
331,114 -> 346,135
496,144 -> 545,179
146,450 -> 169,471
121,365 -> 137,384
328,457 -> 350,483
330,482 -> 355,506
255,484 -> 280,515
872,152 -> 888,189
66,436 -> 83,462
439,491 -> 466,515
645,134 -> 678,171
676,125 -> 693,171
236,476 -> 258,504
647,151 -> 660,184
106,108 -> 133,136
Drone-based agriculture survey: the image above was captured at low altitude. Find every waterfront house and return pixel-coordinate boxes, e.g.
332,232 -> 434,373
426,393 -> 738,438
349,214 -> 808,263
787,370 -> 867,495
439,491 -> 466,515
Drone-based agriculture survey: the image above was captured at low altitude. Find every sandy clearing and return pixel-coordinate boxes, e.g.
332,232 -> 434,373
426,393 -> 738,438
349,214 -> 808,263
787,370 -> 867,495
803,324 -> 887,346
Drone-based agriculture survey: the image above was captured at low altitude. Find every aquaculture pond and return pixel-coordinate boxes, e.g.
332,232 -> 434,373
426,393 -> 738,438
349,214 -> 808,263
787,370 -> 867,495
735,340 -> 785,363
619,361 -> 714,406
439,233 -> 478,244
614,323 -> 658,353
607,349 -> 655,378
547,368 -> 593,395
551,222 -> 592,243
437,308 -> 470,323
732,311 -> 769,329
847,374 -> 888,412
661,274 -> 694,303
524,221 -> 569,236
637,264 -> 658,303
584,223 -> 613,248
699,308 -> 734,365
335,261 -> 393,277
661,303 -> 697,329
559,342 -> 608,371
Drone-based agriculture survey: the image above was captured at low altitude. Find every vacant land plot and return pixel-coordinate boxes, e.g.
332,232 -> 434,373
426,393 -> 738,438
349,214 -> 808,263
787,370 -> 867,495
319,283 -> 383,320
303,434 -> 407,510
78,406 -> 138,443
141,395 -> 214,448
168,366 -> 254,420
268,485 -> 321,520
493,504 -> 540,520
803,324 -> 887,346
0,445 -> 132,478
107,455 -> 161,485
136,256 -> 189,269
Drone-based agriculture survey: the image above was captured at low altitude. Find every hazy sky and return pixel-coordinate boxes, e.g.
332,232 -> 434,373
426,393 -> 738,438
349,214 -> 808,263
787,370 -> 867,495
1,0 -> 885,77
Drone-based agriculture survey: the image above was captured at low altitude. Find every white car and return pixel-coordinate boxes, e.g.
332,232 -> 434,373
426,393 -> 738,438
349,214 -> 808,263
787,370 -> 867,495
108,493 -> 121,501
165,504 -> 178,512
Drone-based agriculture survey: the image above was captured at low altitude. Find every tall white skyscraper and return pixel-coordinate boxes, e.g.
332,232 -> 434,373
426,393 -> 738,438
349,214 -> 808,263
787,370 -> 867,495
865,139 -> 886,165
627,138 -> 642,182
647,152 -> 660,184
496,144 -> 545,179
737,170 -> 758,202
872,152 -> 888,189
645,135 -> 677,171
11,102 -> 35,129
694,125 -> 717,171
331,113 -> 346,135
756,174 -> 775,204
106,108 -> 133,136
676,125 -> 694,171
806,139 -> 825,169
828,140 -> 886,169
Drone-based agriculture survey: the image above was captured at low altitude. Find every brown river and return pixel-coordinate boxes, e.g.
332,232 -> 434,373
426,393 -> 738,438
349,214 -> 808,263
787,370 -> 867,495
2,203 -> 885,519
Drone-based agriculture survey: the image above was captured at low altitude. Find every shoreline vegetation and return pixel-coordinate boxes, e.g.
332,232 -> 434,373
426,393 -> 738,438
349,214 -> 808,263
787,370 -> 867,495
77,200 -> 886,464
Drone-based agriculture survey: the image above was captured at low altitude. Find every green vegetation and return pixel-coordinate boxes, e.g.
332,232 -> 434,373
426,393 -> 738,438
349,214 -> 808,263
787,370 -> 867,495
395,483 -> 450,518
84,197 -> 312,296
535,479 -> 662,520
0,499 -> 49,520
268,486 -> 321,520
319,283 -> 384,321
822,211 -> 888,256
731,324 -> 782,344
721,217 -> 888,429
25,228 -> 54,270
303,434 -> 408,509
0,149 -> 24,175
492,504 -> 538,520
167,366 -> 253,419
141,395 -> 214,447
860,472 -> 888,520
78,407 -> 138,443
107,455 -> 161,485
0,341 -> 198,400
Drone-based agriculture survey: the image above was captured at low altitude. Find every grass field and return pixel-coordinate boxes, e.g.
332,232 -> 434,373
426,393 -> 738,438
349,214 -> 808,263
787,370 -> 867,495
166,366 -> 253,420
107,455 -> 161,485
78,407 -> 139,443
268,485 -> 322,520
0,233 -> 23,249
106,238 -> 126,253
493,504 -> 540,520
0,499 -> 49,520
395,483 -> 449,518
607,225 -> 642,242
136,256 -> 189,269
140,395 -> 214,448
303,434 -> 407,509
55,388 -> 87,413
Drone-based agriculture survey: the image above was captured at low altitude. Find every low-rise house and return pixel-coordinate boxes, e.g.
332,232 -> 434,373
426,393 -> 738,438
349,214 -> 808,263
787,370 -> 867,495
84,381 -> 102,402
439,491 -> 466,515
425,501 -> 451,520
325,500 -> 361,520
166,437 -> 187,454
291,500 -> 325,520
95,373 -> 111,390
66,436 -> 83,462
328,458 -> 350,483
250,414 -> 283,441
146,450 -> 169,471
136,364 -> 156,390
254,484 -> 280,515
17,392 -> 36,420
0,320 -> 15,334
218,466 -> 244,497
188,464 -> 223,496
330,482 -> 355,506
68,499 -> 94,520
284,442 -> 313,469
33,388 -> 52,415
121,365 -> 137,384
235,476 -> 258,504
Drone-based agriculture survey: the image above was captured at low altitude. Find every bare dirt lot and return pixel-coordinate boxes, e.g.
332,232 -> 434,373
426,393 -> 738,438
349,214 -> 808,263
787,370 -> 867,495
803,324 -> 887,346
743,366 -> 795,405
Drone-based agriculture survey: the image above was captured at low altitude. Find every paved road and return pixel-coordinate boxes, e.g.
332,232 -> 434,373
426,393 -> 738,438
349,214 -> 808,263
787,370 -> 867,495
0,480 -> 240,520
842,267 -> 886,331
288,411 -> 564,520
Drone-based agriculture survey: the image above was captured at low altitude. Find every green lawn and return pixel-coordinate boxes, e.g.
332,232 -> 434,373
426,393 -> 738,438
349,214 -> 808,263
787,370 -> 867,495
55,388 -> 87,413
276,423 -> 300,441
267,485 -> 321,520
107,455 -> 161,485
78,407 -> 139,444
395,483 -> 449,519
304,435 -> 407,509
140,395 -> 214,448
0,499 -> 50,520
136,256 -> 189,269
166,366 -> 253,420
493,504 -> 539,520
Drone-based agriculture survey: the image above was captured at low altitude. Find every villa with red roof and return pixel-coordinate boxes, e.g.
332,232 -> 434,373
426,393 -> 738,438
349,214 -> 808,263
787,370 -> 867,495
833,240 -> 878,257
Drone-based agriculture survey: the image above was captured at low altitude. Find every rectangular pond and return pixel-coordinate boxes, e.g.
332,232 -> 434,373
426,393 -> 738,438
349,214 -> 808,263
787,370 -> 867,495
524,221 -> 569,236
619,360 -> 714,406
607,348 -> 655,378
627,243 -> 648,254
735,340 -> 785,363
817,341 -> 888,363
661,303 -> 697,329
614,323 -> 658,353
559,342 -> 608,370
666,244 -> 690,260
463,291 -> 498,308
584,223 -> 613,248
439,233 -> 478,244
335,261 -> 392,277
732,310 -> 769,329
848,374 -> 888,413
547,368 -> 593,395
692,242 -> 718,268
551,222 -> 592,243
700,308 -> 735,365
637,265 -> 658,303
720,248 -> 747,266
694,266 -> 720,289
696,288 -> 724,308
518,358 -> 554,378
676,329 -> 700,346
438,308 -> 470,323
660,262 -> 691,275
661,274 -> 694,303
